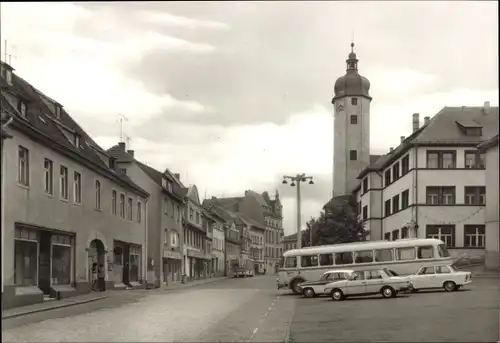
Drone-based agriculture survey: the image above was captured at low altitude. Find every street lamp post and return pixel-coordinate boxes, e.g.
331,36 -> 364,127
282,174 -> 314,250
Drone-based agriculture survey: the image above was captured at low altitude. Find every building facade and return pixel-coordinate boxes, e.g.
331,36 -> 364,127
240,214 -> 265,274
1,62 -> 149,309
108,143 -> 186,288
204,205 -> 226,277
354,106 -> 498,261
283,233 -> 298,252
225,220 -> 242,275
478,134 -> 499,270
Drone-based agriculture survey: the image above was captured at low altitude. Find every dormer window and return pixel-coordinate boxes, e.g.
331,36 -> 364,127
73,134 -> 80,148
465,127 -> 482,136
18,100 -> 27,118
55,105 -> 61,119
1,65 -> 13,85
456,120 -> 483,137
167,181 -> 173,193
109,157 -> 116,169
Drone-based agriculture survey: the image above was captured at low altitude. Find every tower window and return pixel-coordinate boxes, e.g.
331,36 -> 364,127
350,115 -> 358,124
351,98 -> 358,106
350,150 -> 357,161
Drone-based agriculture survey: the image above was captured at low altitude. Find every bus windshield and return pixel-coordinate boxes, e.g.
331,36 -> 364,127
438,244 -> 451,257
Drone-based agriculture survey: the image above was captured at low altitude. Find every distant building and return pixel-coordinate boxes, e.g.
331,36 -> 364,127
238,213 -> 265,274
203,206 -> 226,276
478,134 -> 499,270
1,61 -> 149,309
283,233 -> 298,252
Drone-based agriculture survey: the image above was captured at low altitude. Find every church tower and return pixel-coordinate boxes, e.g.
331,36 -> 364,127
332,43 -> 371,197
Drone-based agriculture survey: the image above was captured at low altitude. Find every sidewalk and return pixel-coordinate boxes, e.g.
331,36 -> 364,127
2,276 -> 230,320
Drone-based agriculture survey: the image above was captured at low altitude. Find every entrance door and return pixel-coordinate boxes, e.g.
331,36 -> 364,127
123,245 -> 130,285
38,232 -> 52,294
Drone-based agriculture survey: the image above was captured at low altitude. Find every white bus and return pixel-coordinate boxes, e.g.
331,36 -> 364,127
277,238 -> 454,294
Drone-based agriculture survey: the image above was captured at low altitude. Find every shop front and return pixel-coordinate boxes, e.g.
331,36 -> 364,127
187,249 -> 211,280
163,249 -> 182,285
112,240 -> 142,289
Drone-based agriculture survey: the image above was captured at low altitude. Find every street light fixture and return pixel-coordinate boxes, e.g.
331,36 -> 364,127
282,173 -> 314,250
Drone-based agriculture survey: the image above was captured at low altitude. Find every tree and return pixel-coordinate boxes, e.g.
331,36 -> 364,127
302,195 -> 368,247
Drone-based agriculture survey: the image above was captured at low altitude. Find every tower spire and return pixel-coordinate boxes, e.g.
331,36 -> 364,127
346,42 -> 358,71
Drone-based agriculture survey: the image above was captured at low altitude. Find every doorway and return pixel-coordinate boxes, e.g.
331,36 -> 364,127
122,245 -> 130,285
88,239 -> 105,291
38,231 -> 52,294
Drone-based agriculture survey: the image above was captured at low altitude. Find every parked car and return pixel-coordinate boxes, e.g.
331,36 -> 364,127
324,268 -> 413,301
233,267 -> 247,278
298,270 -> 354,298
408,264 -> 472,292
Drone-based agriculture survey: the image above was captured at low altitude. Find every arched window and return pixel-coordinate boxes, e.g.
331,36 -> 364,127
95,180 -> 101,209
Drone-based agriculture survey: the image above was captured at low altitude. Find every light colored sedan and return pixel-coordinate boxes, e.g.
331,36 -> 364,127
408,264 -> 472,292
324,268 -> 413,301
297,270 -> 354,298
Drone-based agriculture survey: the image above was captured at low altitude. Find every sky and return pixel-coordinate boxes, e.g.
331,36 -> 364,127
1,1 -> 498,235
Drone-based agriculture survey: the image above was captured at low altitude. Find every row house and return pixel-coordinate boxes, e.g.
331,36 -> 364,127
238,214 -> 265,274
203,206 -> 226,276
107,142 -> 185,287
1,62 -> 149,309
354,105 -> 498,266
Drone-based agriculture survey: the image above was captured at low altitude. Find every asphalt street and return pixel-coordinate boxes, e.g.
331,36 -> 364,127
2,275 -> 499,342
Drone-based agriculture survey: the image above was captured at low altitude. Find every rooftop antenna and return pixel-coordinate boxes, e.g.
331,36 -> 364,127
117,113 -> 129,142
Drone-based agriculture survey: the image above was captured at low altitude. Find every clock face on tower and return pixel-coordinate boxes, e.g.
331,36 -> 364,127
337,102 -> 344,112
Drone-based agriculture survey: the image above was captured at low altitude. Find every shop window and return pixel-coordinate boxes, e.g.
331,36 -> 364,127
14,238 -> 38,286
52,240 -> 71,285
130,246 -> 141,282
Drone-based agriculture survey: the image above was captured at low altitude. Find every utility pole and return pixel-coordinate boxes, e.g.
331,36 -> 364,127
282,174 -> 314,249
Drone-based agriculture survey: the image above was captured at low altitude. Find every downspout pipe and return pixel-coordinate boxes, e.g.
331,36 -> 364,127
144,195 -> 150,287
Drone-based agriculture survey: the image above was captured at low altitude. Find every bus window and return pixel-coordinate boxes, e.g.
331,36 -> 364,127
301,255 -> 319,267
285,256 -> 297,268
354,250 -> 374,263
438,244 -> 451,257
417,246 -> 434,259
396,247 -> 416,260
319,253 -> 334,266
375,249 -> 394,262
334,252 -> 353,265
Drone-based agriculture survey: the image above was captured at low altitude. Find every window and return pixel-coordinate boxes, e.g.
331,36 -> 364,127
349,150 -> 357,161
392,195 -> 400,213
170,231 -> 179,246
465,127 -> 482,136
164,198 -> 169,214
285,256 -> 297,268
366,271 -> 382,280
392,230 -> 399,241
362,177 -> 368,193
384,169 -> 391,186
350,115 -> 358,124
73,172 -> 82,204
401,189 -> 409,209
167,181 -> 173,193
18,146 -> 30,186
401,155 -> 409,174
196,212 -> 200,224
362,206 -> 368,221
119,194 -> 125,218
73,134 -> 80,148
95,180 -> 101,209
464,225 -> 485,248
111,190 -> 117,215
18,100 -> 27,118
375,249 -> 393,262
319,253 -> 334,266
354,250 -> 373,263
464,151 -> 485,169
51,235 -> 72,285
301,255 -> 319,267
60,166 -> 68,199
14,228 -> 38,286
426,186 -> 455,205
396,247 -> 416,260
352,271 -> 365,280
55,105 -> 61,119
392,163 -> 400,180
464,186 -> 486,205
418,267 -> 435,275
436,265 -> 451,274
426,151 -> 456,168
137,202 -> 142,223
384,233 -> 391,241
426,225 -> 455,248
44,158 -> 53,194
334,252 -> 353,265
189,208 -> 194,220
351,98 -> 358,106
401,227 -> 409,238
437,244 -> 451,257
384,199 -> 391,217
127,198 -> 133,220
177,205 -> 181,222
417,246 -> 434,259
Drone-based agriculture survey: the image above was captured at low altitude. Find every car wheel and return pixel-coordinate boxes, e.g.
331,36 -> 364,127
443,281 -> 456,292
381,286 -> 396,298
331,289 -> 345,301
291,279 -> 304,294
303,288 -> 315,298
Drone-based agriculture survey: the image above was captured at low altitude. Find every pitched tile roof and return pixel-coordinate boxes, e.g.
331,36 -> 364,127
358,106 -> 499,179
203,197 -> 243,212
1,63 -> 148,197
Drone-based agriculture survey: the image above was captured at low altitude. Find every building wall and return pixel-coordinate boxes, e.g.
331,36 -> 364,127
333,96 -> 371,196
3,130 -> 146,294
212,223 -> 225,275
484,144 -> 499,270
250,226 -> 264,272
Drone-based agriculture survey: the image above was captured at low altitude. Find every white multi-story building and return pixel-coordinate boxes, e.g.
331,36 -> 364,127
353,106 -> 498,261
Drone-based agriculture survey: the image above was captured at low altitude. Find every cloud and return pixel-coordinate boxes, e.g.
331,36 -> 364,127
138,10 -> 230,30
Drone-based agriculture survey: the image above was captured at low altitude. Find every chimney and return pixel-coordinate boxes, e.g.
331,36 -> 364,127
212,196 -> 217,200
400,136 -> 405,143
174,173 -> 180,181
424,116 -> 430,126
412,113 -> 420,132
118,142 -> 125,151
484,101 -> 490,114
127,150 -> 134,157
389,147 -> 394,152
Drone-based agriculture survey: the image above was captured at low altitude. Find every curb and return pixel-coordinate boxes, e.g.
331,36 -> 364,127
168,277 -> 230,290
2,296 -> 107,320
